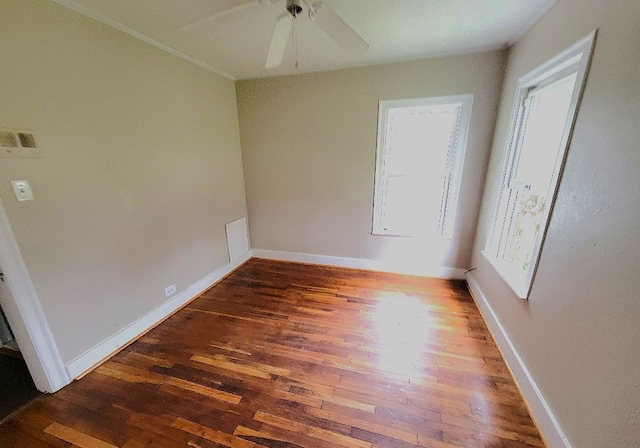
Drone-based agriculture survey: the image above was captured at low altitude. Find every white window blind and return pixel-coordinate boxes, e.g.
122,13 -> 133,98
373,95 -> 473,238
483,32 -> 596,299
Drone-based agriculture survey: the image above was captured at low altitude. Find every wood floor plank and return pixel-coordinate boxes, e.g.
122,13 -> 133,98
190,354 -> 274,379
173,417 -> 266,448
165,377 -> 243,404
253,411 -> 371,448
306,405 -> 421,444
44,422 -> 117,448
235,422 -> 347,448
0,259 -> 545,447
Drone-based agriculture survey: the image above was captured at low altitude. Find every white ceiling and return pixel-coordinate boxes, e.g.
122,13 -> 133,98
51,0 -> 557,80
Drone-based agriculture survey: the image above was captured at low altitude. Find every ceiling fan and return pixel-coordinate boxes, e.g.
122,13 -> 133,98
183,0 -> 369,69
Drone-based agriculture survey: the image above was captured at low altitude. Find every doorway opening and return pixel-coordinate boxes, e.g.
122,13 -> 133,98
0,301 -> 40,421
0,200 -> 69,394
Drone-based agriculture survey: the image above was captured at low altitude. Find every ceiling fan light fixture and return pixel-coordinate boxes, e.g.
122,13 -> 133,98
197,0 -> 369,70
286,0 -> 303,17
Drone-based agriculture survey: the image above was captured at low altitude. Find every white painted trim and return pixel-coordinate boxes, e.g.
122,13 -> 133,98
49,0 -> 236,80
483,31 -> 597,300
466,273 -> 571,448
0,201 -> 69,392
252,249 -> 465,279
372,94 -> 473,239
65,250 -> 252,379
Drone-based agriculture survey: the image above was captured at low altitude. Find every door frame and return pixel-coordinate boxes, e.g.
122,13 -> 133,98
0,199 -> 69,392
0,306 -> 15,344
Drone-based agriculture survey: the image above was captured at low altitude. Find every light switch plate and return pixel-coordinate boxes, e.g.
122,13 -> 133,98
11,180 -> 34,201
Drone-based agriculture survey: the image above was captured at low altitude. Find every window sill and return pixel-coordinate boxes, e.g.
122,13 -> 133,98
481,250 -> 530,300
371,230 -> 453,241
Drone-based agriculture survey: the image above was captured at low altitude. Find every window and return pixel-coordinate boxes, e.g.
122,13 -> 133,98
484,32 -> 596,299
373,95 -> 473,238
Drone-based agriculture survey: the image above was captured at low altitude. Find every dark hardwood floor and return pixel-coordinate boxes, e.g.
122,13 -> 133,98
0,258 -> 545,447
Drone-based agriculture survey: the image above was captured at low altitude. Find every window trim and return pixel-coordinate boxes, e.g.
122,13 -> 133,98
483,31 -> 597,299
372,94 -> 473,239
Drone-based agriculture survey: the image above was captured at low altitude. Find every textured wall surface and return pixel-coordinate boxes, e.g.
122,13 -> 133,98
470,0 -> 640,446
0,0 -> 248,363
237,51 -> 506,273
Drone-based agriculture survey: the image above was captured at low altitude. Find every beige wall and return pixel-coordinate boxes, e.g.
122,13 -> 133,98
470,0 -> 640,446
6,0 -> 636,443
0,0 -> 247,363
237,51 -> 506,273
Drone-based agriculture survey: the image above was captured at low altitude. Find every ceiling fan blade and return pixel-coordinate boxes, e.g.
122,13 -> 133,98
310,1 -> 369,54
266,13 -> 292,68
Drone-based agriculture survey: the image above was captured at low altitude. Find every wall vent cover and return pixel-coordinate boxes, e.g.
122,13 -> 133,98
225,217 -> 249,262
0,128 -> 42,158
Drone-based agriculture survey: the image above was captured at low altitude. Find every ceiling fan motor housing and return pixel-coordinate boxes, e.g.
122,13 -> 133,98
286,0 -> 304,17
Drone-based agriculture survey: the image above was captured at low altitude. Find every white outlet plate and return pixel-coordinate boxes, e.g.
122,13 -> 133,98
11,180 -> 35,201
164,284 -> 177,298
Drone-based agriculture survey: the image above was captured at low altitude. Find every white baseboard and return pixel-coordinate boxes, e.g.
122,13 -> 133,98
252,249 -> 466,279
65,250 -> 252,379
466,273 -> 571,448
